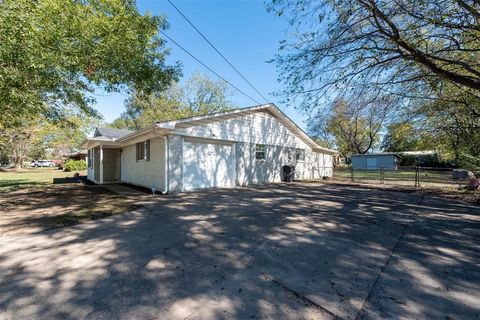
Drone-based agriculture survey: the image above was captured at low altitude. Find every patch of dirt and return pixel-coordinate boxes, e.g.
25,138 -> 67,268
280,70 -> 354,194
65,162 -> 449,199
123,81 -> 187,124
0,184 -> 140,237
324,179 -> 480,205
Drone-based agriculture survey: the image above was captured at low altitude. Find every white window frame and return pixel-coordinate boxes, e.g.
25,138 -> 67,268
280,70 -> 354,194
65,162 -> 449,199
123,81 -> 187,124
296,148 -> 305,161
255,144 -> 266,160
136,140 -> 150,162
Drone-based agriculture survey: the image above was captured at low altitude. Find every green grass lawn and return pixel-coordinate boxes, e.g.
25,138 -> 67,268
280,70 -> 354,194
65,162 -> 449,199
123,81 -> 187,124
0,168 -> 87,192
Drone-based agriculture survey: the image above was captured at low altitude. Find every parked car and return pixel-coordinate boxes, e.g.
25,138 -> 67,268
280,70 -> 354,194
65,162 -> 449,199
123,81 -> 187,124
30,160 -> 55,167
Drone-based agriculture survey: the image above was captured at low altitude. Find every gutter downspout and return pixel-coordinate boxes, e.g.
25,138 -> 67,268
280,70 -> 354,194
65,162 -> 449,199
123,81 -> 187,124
163,136 -> 169,194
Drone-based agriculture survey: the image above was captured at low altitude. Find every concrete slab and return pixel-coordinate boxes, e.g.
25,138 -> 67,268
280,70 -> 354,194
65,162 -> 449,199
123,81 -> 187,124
0,183 -> 479,319
358,196 -> 480,319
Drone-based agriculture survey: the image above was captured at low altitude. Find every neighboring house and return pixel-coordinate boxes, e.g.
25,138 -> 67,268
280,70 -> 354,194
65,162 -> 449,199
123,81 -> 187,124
81,103 -> 336,192
398,150 -> 440,166
351,153 -> 399,170
65,150 -> 88,161
400,150 -> 438,157
333,152 -> 348,167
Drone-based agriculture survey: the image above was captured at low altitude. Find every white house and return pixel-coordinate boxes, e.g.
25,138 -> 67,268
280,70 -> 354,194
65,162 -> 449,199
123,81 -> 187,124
81,103 -> 335,193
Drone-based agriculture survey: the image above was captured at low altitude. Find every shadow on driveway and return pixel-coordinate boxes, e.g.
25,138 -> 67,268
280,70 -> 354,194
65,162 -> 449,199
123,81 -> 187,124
0,183 -> 479,319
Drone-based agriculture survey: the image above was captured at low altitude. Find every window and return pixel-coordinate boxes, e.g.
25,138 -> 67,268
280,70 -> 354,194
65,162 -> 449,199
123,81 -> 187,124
136,140 -> 150,161
88,149 -> 93,168
296,148 -> 305,161
255,144 -> 265,160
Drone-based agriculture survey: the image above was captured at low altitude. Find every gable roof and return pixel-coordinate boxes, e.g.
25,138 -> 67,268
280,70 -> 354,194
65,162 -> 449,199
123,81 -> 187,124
116,103 -> 336,154
94,127 -> 134,139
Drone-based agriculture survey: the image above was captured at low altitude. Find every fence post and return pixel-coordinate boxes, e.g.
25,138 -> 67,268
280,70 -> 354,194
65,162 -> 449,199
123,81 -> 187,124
418,166 -> 421,187
415,166 -> 420,187
351,167 -> 354,182
381,167 -> 384,184
414,166 -> 417,187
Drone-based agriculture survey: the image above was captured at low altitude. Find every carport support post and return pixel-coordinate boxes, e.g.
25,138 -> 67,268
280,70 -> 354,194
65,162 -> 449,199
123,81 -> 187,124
99,145 -> 104,184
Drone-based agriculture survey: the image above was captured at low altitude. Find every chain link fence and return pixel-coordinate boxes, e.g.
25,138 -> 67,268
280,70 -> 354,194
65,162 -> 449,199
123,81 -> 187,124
332,167 -> 471,189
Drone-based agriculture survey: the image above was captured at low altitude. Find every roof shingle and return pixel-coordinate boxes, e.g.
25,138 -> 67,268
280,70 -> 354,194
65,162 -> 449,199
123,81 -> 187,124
94,127 -> 134,139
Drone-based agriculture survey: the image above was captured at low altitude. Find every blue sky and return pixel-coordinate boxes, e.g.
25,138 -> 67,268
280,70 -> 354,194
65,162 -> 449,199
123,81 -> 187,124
93,0 -> 310,129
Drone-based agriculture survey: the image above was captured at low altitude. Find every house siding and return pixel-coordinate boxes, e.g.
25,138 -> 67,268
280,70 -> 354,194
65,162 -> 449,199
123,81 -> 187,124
236,143 -> 291,185
235,144 -> 333,185
86,109 -> 334,191
93,147 -> 100,182
87,149 -> 95,182
163,112 -> 334,191
167,134 -> 183,192
120,137 -> 166,190
304,151 -> 333,179
173,111 -> 311,149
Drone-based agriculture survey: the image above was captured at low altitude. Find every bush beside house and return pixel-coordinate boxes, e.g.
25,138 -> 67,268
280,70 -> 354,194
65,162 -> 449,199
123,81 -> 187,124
64,160 -> 87,172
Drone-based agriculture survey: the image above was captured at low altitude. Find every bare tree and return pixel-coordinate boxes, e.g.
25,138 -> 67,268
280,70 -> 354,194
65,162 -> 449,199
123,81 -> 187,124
269,0 -> 480,112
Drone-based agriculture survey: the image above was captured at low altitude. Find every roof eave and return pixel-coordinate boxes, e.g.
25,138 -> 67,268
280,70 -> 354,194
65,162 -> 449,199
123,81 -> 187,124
116,124 -> 172,143
264,104 -> 338,154
312,146 -> 337,154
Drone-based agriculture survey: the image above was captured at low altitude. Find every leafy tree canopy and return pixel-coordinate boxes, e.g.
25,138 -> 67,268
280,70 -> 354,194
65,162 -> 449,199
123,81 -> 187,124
414,84 -> 480,162
0,0 -> 180,130
309,93 -> 394,155
382,122 -> 422,152
110,72 -> 234,130
0,107 -> 101,167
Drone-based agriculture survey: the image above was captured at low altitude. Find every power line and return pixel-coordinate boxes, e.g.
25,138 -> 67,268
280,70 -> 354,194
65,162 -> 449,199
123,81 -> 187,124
167,0 -> 270,104
159,30 -> 260,105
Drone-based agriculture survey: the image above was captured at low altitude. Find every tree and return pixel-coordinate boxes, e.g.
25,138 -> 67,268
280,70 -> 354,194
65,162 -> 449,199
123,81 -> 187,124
182,73 -> 233,115
110,93 -> 184,130
268,0 -> 480,112
269,0 -> 480,167
382,122 -> 421,152
309,94 -> 392,156
0,108 -> 100,167
0,120 -> 40,168
40,109 -> 101,159
415,91 -> 480,162
0,0 -> 180,130
111,72 -> 234,130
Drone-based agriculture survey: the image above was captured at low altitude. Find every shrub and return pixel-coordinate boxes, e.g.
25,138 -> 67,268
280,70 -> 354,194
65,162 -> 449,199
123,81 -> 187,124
64,159 -> 87,172
458,153 -> 480,172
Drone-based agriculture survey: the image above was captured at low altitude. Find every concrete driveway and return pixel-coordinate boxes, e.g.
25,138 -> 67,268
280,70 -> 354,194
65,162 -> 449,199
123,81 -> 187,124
1,183 -> 479,319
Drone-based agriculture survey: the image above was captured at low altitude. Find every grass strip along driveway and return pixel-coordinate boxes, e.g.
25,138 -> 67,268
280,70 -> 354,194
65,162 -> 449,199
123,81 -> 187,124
0,168 -> 137,237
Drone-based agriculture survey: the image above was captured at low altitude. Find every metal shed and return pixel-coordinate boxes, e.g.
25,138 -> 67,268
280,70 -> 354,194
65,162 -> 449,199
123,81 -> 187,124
351,153 -> 399,170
